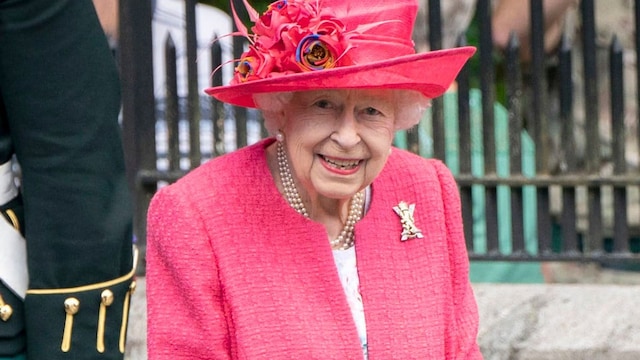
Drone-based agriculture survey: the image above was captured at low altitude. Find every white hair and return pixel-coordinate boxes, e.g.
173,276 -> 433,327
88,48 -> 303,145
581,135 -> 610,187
253,92 -> 294,135
253,89 -> 431,135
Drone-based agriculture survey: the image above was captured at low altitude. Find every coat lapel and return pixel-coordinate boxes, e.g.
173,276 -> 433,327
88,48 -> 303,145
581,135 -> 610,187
355,151 -> 451,359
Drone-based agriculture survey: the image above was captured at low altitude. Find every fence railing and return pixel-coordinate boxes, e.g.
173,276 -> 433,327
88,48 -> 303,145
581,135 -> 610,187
119,0 -> 640,274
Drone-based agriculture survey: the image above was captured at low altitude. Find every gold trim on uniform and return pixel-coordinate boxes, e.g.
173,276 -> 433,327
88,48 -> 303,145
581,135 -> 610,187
62,297 -> 80,352
29,246 -> 139,354
5,208 -> 19,232
119,280 -> 136,353
97,289 -> 114,353
0,293 -> 13,321
26,247 -> 139,295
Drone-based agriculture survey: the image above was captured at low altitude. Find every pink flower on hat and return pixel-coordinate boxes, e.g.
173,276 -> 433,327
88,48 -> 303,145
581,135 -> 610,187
232,0 -> 354,84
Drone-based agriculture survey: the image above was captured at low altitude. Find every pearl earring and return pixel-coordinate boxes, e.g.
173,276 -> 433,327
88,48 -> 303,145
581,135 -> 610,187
276,131 -> 285,142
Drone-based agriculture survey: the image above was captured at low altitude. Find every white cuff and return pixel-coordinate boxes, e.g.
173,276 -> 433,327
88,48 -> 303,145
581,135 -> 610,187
0,160 -> 18,206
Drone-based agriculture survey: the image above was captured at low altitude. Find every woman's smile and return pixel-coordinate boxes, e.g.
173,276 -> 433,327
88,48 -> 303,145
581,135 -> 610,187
319,154 -> 363,175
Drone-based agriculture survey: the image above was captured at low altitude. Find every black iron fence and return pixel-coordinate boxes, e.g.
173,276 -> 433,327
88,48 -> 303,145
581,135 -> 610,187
119,0 -> 640,273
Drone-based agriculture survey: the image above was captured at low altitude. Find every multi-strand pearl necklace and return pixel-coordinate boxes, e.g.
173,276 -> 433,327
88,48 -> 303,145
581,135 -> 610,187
277,141 -> 364,250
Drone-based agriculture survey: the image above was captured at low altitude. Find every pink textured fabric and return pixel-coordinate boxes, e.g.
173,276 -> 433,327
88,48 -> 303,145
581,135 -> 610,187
146,138 -> 482,359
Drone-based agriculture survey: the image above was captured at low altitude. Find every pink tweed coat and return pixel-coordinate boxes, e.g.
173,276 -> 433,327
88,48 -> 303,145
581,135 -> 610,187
146,138 -> 482,359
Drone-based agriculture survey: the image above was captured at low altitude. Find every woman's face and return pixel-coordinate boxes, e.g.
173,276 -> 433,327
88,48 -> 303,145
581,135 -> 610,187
281,89 -> 397,201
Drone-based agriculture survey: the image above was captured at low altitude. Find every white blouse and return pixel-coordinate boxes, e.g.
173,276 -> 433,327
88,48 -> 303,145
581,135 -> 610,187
332,186 -> 371,359
333,247 -> 368,358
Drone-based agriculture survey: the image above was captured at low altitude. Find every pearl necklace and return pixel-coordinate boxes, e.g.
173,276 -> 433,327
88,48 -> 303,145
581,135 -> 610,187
277,141 -> 364,250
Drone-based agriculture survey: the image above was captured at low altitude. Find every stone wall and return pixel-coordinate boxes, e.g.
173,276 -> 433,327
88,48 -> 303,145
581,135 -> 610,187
475,284 -> 640,360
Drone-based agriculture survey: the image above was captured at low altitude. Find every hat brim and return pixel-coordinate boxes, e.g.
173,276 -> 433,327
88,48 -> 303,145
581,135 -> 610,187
205,46 -> 476,108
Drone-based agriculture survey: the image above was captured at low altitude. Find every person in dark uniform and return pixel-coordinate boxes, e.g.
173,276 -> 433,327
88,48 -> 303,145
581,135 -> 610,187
0,0 -> 136,359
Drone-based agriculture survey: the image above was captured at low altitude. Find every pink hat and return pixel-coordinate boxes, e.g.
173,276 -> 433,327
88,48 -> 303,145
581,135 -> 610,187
205,0 -> 476,108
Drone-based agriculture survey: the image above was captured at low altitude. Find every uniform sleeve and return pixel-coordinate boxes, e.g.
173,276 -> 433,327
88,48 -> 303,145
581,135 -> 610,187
146,184 -> 232,360
433,160 -> 483,359
1,0 -> 135,358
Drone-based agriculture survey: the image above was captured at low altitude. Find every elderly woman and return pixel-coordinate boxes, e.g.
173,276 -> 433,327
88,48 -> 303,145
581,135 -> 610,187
146,0 -> 481,359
